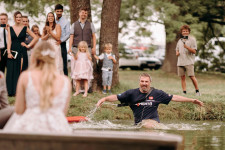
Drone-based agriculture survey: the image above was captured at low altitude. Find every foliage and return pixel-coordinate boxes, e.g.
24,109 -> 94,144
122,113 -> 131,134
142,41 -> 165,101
119,0 -> 154,43
1,0 -> 225,72
1,0 -> 68,17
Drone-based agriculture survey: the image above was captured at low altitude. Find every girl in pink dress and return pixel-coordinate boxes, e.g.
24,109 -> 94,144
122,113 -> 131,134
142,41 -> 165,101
72,41 -> 93,97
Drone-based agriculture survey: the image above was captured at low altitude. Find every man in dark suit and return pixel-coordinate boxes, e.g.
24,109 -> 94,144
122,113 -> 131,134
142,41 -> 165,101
0,13 -> 9,73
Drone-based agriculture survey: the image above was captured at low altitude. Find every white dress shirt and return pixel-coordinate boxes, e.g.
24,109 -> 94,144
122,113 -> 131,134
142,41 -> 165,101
55,16 -> 70,43
0,27 -> 7,49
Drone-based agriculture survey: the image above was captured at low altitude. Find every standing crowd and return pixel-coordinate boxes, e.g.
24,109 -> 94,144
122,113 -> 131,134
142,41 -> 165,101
0,4 -> 117,97
0,3 -> 203,132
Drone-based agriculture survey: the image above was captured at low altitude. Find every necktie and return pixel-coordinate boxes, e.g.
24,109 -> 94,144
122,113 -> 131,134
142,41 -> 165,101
3,28 -> 6,48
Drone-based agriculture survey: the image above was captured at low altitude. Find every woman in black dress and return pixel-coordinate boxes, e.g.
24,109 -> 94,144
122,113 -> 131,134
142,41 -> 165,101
6,11 -> 38,96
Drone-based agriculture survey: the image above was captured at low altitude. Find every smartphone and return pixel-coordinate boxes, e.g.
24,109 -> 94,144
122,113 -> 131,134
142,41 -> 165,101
0,24 -> 6,27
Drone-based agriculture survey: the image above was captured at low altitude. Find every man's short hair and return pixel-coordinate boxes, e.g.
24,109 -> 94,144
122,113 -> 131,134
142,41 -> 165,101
79,7 -> 88,12
180,25 -> 191,33
55,4 -> 63,11
0,13 -> 8,18
22,16 -> 29,22
139,73 -> 152,82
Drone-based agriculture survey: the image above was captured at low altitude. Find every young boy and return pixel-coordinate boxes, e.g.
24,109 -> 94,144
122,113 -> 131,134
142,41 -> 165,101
94,43 -> 116,94
176,25 -> 200,96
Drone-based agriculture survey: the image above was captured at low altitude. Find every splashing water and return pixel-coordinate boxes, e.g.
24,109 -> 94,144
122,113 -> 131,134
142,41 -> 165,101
70,104 -> 225,131
71,120 -> 142,130
165,121 -> 224,131
86,103 -> 118,120
71,105 -> 142,130
86,106 -> 98,120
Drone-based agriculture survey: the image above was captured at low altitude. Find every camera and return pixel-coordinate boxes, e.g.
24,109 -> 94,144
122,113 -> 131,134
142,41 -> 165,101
0,24 -> 6,27
181,36 -> 188,39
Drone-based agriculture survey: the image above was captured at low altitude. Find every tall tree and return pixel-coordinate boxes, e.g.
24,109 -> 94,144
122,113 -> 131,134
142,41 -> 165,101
69,0 -> 100,91
119,0 -> 225,73
95,0 -> 121,90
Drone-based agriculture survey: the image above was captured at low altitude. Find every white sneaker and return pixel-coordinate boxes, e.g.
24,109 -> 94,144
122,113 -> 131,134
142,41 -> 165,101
196,92 -> 201,96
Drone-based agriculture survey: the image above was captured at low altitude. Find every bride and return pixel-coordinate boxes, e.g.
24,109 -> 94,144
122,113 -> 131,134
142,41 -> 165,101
41,12 -> 63,74
4,41 -> 72,133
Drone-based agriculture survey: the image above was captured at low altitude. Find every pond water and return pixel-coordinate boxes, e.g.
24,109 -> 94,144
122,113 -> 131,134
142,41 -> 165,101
70,119 -> 225,150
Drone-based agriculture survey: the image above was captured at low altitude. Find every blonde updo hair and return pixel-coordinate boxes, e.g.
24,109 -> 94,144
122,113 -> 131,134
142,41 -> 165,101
29,41 -> 57,111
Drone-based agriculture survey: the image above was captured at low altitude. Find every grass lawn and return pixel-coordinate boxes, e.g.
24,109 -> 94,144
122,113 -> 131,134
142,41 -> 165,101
67,69 -> 225,121
8,69 -> 225,121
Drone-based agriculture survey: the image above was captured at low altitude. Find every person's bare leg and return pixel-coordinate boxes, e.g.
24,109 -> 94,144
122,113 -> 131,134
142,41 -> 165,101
83,79 -> 88,97
190,76 -> 199,90
21,58 -> 23,72
181,75 -> 186,92
73,80 -> 80,96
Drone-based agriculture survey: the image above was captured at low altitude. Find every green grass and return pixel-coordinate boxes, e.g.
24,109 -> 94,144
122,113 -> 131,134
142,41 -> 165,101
67,69 -> 225,121
9,69 -> 225,121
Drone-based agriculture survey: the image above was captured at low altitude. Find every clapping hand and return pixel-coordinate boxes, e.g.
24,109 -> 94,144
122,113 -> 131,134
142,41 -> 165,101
49,27 -> 53,34
45,26 -> 50,34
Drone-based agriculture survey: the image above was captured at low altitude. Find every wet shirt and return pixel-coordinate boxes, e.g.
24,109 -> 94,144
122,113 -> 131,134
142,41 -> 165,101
117,88 -> 173,124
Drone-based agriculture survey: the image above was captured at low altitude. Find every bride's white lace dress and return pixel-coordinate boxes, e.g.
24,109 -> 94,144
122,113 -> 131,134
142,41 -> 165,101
5,72 -> 72,133
47,29 -> 63,74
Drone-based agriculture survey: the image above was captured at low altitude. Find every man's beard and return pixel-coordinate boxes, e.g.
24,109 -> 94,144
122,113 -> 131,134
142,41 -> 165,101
57,15 -> 62,19
141,86 -> 148,93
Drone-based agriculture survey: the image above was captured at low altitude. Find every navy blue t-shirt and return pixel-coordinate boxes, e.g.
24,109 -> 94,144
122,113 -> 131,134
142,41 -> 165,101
117,88 -> 173,124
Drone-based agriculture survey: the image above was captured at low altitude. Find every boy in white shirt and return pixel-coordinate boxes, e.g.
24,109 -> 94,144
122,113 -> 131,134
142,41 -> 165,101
94,43 -> 116,94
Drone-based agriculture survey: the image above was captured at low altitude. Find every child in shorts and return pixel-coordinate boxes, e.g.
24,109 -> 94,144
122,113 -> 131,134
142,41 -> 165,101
94,43 -> 116,94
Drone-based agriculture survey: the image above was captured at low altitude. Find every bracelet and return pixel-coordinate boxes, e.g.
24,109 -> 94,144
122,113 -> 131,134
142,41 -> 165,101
28,44 -> 31,48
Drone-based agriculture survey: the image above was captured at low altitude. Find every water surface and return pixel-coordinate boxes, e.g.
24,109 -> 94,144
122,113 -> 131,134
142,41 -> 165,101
71,119 -> 225,150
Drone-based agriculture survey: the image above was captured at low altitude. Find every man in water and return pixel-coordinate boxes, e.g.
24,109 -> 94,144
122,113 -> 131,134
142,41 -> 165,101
96,73 -> 203,128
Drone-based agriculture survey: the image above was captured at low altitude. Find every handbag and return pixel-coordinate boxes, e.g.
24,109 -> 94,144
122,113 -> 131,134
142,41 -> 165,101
3,49 -> 18,59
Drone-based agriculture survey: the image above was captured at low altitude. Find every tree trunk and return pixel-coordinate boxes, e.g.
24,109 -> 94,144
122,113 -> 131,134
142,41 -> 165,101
94,0 -> 121,91
69,0 -> 92,23
69,0 -> 98,92
162,25 -> 179,73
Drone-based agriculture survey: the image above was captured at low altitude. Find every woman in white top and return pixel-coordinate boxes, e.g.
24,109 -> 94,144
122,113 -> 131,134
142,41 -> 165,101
41,12 -> 63,74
